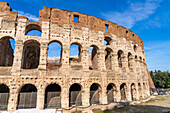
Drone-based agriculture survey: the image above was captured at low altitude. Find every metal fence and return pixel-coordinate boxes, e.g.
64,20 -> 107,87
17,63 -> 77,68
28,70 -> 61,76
70,91 -> 82,107
0,93 -> 9,110
17,92 -> 37,109
90,90 -> 99,105
107,90 -> 114,104
44,92 -> 61,108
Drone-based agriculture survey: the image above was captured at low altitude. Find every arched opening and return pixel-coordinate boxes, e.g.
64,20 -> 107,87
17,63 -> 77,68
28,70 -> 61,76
47,41 -> 62,69
120,83 -> 127,101
128,52 -> 133,70
134,45 -> 137,52
117,50 -> 124,68
69,43 -> 82,69
138,83 -> 142,100
69,83 -> 82,107
25,24 -> 42,37
17,84 -> 37,109
0,37 -> 15,66
89,45 -> 99,70
107,83 -> 116,104
105,48 -> 112,70
21,40 -> 40,69
131,83 -> 136,101
143,83 -> 146,99
0,84 -> 9,110
104,37 -> 112,45
90,83 -> 101,105
27,30 -> 41,37
44,84 -> 61,108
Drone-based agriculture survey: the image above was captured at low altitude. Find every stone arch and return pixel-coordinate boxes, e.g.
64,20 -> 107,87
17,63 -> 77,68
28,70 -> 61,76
138,83 -> 142,99
90,83 -> 101,105
120,83 -> 127,101
104,36 -> 112,45
117,50 -> 124,68
21,40 -> 40,69
69,83 -> 82,107
143,83 -> 146,99
25,23 -> 42,36
44,84 -> 61,109
69,42 -> 82,68
134,45 -> 137,52
128,52 -> 133,69
47,40 -> 63,69
17,84 -> 37,109
89,45 -> 99,70
105,47 -> 113,70
131,83 -> 136,101
0,36 -> 15,66
106,83 -> 117,104
0,84 -> 10,110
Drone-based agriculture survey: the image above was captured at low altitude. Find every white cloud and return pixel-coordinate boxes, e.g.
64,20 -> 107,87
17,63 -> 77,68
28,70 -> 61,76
102,0 -> 162,29
14,10 -> 39,22
144,40 -> 170,71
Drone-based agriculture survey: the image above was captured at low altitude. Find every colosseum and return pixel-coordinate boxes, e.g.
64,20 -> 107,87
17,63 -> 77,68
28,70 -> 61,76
0,2 -> 155,112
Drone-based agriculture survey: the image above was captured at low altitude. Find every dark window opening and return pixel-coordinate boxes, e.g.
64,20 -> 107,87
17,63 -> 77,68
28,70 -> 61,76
104,37 -> 112,45
74,15 -> 79,23
17,84 -> 37,109
126,30 -> 128,34
105,48 -> 112,70
107,83 -> 116,104
69,83 -> 82,107
45,84 -> 61,109
47,41 -> 62,69
69,43 -> 82,69
105,24 -> 109,32
89,45 -> 99,70
90,83 -> 100,105
0,84 -> 9,110
120,83 -> 126,101
21,40 -> 40,69
117,50 -> 123,68
25,24 -> 42,36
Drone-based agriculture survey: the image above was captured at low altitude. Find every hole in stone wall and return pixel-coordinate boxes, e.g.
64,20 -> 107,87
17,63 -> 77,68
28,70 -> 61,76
107,83 -> 116,104
105,48 -> 112,70
69,43 -> 81,68
44,84 -> 61,109
74,15 -> 79,23
26,30 -> 41,37
104,37 -> 112,45
69,83 -> 82,107
90,83 -> 100,105
105,24 -> 108,32
117,50 -> 123,68
0,37 -> 15,66
120,83 -> 126,101
25,24 -> 41,36
0,84 -> 9,110
89,45 -> 99,70
47,41 -> 62,69
17,84 -> 37,109
21,40 -> 40,69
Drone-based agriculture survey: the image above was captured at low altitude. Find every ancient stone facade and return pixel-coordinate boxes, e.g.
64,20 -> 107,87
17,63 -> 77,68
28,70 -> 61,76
0,2 -> 151,112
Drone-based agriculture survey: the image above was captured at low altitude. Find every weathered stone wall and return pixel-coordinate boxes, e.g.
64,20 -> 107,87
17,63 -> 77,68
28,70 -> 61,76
0,2 -> 151,112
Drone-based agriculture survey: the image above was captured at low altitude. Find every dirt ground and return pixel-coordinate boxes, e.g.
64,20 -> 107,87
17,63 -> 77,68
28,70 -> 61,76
93,95 -> 170,113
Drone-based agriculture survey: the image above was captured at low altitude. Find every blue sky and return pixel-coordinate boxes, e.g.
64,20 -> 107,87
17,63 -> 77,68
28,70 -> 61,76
3,0 -> 170,71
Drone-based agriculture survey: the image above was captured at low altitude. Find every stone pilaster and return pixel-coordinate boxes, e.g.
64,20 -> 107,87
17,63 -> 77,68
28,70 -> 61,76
36,85 -> 45,109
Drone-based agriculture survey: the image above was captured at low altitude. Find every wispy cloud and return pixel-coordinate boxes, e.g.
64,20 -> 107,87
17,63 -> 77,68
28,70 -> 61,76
14,10 -> 39,22
102,0 -> 162,29
144,40 -> 170,71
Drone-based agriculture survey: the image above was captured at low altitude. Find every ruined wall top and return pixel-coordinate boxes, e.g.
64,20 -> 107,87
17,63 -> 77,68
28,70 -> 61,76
0,2 -> 144,50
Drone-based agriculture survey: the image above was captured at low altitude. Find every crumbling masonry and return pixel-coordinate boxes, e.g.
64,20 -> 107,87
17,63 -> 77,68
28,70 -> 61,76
0,2 -> 152,111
